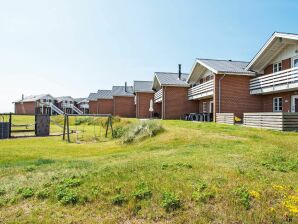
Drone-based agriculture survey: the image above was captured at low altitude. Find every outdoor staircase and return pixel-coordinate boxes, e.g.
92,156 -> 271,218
50,104 -> 64,115
71,105 -> 84,115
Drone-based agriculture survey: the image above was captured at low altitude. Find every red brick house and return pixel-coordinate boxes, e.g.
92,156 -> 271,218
88,90 -> 113,114
14,94 -> 56,115
246,32 -> 298,113
112,84 -> 136,118
133,81 -> 156,118
187,59 -> 260,120
152,72 -> 198,119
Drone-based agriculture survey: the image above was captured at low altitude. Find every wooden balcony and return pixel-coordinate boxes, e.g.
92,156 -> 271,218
250,67 -> 298,94
188,79 -> 214,100
154,89 -> 163,103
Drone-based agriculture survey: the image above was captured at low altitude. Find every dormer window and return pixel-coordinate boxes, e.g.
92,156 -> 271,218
273,62 -> 282,73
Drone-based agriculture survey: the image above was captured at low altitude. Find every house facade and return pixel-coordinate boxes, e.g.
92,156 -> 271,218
74,98 -> 89,114
246,32 -> 298,113
187,59 -> 261,120
152,72 -> 198,119
88,90 -> 113,114
112,84 -> 136,118
14,94 -> 56,115
134,81 -> 156,118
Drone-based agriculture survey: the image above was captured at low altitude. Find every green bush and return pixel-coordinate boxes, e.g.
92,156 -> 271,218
234,186 -> 250,210
113,126 -> 126,138
60,177 -> 81,188
132,182 -> 152,200
111,194 -> 126,205
0,188 -> 6,196
37,188 -> 50,199
161,191 -> 181,212
121,120 -> 164,144
18,187 -> 34,199
56,187 -> 79,205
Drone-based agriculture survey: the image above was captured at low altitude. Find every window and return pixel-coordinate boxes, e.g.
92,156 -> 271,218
273,97 -> 283,112
273,62 -> 282,73
202,102 -> 207,113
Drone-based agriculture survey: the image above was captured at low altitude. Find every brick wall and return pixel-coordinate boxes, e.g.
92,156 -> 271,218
89,99 -> 113,114
214,74 -> 263,119
154,102 -> 162,118
162,86 -> 198,119
136,92 -> 154,118
113,96 -> 136,118
261,90 -> 298,112
264,58 -> 291,75
15,102 -> 35,115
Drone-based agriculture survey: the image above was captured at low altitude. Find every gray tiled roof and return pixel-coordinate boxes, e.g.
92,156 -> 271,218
88,90 -> 113,100
133,81 -> 154,93
112,86 -> 134,97
197,59 -> 255,74
56,96 -> 74,102
155,72 -> 189,86
74,98 -> 88,103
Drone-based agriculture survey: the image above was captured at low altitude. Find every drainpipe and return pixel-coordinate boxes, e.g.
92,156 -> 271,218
218,74 -> 226,114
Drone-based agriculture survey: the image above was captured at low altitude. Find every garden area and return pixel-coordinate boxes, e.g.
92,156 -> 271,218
0,118 -> 298,223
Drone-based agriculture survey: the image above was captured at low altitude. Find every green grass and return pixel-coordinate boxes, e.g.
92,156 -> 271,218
0,118 -> 298,223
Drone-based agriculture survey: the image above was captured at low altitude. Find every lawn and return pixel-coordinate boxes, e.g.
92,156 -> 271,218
0,118 -> 298,223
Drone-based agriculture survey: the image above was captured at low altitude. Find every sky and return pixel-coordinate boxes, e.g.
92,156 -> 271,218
0,0 -> 297,112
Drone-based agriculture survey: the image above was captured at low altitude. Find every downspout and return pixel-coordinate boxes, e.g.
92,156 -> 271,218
163,87 -> 166,119
218,74 -> 226,114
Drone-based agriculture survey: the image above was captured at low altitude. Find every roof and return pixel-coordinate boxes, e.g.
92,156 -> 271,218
87,90 -> 113,100
154,72 -> 189,87
14,94 -> 54,103
196,59 -> 254,75
246,32 -> 298,72
133,81 -> 154,93
112,86 -> 134,97
56,96 -> 74,102
74,98 -> 88,104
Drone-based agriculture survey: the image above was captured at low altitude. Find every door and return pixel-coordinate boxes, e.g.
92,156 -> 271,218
291,95 -> 298,112
293,57 -> 298,68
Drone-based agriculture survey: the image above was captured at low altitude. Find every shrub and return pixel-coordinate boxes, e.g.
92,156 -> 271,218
132,182 -> 152,200
37,188 -> 50,199
161,191 -> 181,212
261,155 -> 298,172
234,186 -> 250,210
0,188 -> 6,196
56,187 -> 79,205
60,177 -> 81,188
111,194 -> 126,205
121,120 -> 164,144
18,187 -> 34,199
113,126 -> 126,138
192,180 -> 215,203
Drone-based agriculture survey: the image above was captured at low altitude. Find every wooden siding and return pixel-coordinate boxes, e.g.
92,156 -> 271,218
216,113 -> 235,125
243,112 -> 298,131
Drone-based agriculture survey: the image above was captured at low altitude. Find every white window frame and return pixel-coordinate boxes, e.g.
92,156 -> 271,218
273,97 -> 283,112
291,95 -> 298,112
292,56 -> 298,68
273,62 -> 282,73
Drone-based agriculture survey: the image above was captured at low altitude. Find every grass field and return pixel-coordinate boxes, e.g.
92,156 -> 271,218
0,117 -> 298,223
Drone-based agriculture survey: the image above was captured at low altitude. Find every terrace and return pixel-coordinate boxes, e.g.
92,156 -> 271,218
250,67 -> 298,94
188,79 -> 214,100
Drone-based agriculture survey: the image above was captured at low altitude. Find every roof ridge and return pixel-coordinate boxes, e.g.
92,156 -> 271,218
197,58 -> 249,63
155,72 -> 189,75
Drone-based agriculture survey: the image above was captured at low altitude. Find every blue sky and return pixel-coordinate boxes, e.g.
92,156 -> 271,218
0,0 -> 297,112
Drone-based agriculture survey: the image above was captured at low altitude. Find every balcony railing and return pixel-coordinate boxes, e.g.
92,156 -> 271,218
250,67 -> 298,94
61,103 -> 74,108
188,79 -> 214,100
154,89 -> 163,103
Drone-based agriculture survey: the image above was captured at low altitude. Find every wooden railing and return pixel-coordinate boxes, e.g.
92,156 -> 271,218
188,79 -> 214,100
154,89 -> 163,103
243,112 -> 298,131
250,67 -> 298,94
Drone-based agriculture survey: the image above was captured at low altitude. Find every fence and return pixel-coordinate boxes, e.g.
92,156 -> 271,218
216,113 -> 235,125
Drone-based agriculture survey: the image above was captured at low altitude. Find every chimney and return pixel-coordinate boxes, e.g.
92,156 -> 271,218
125,82 -> 127,92
22,94 -> 24,100
178,64 -> 182,80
